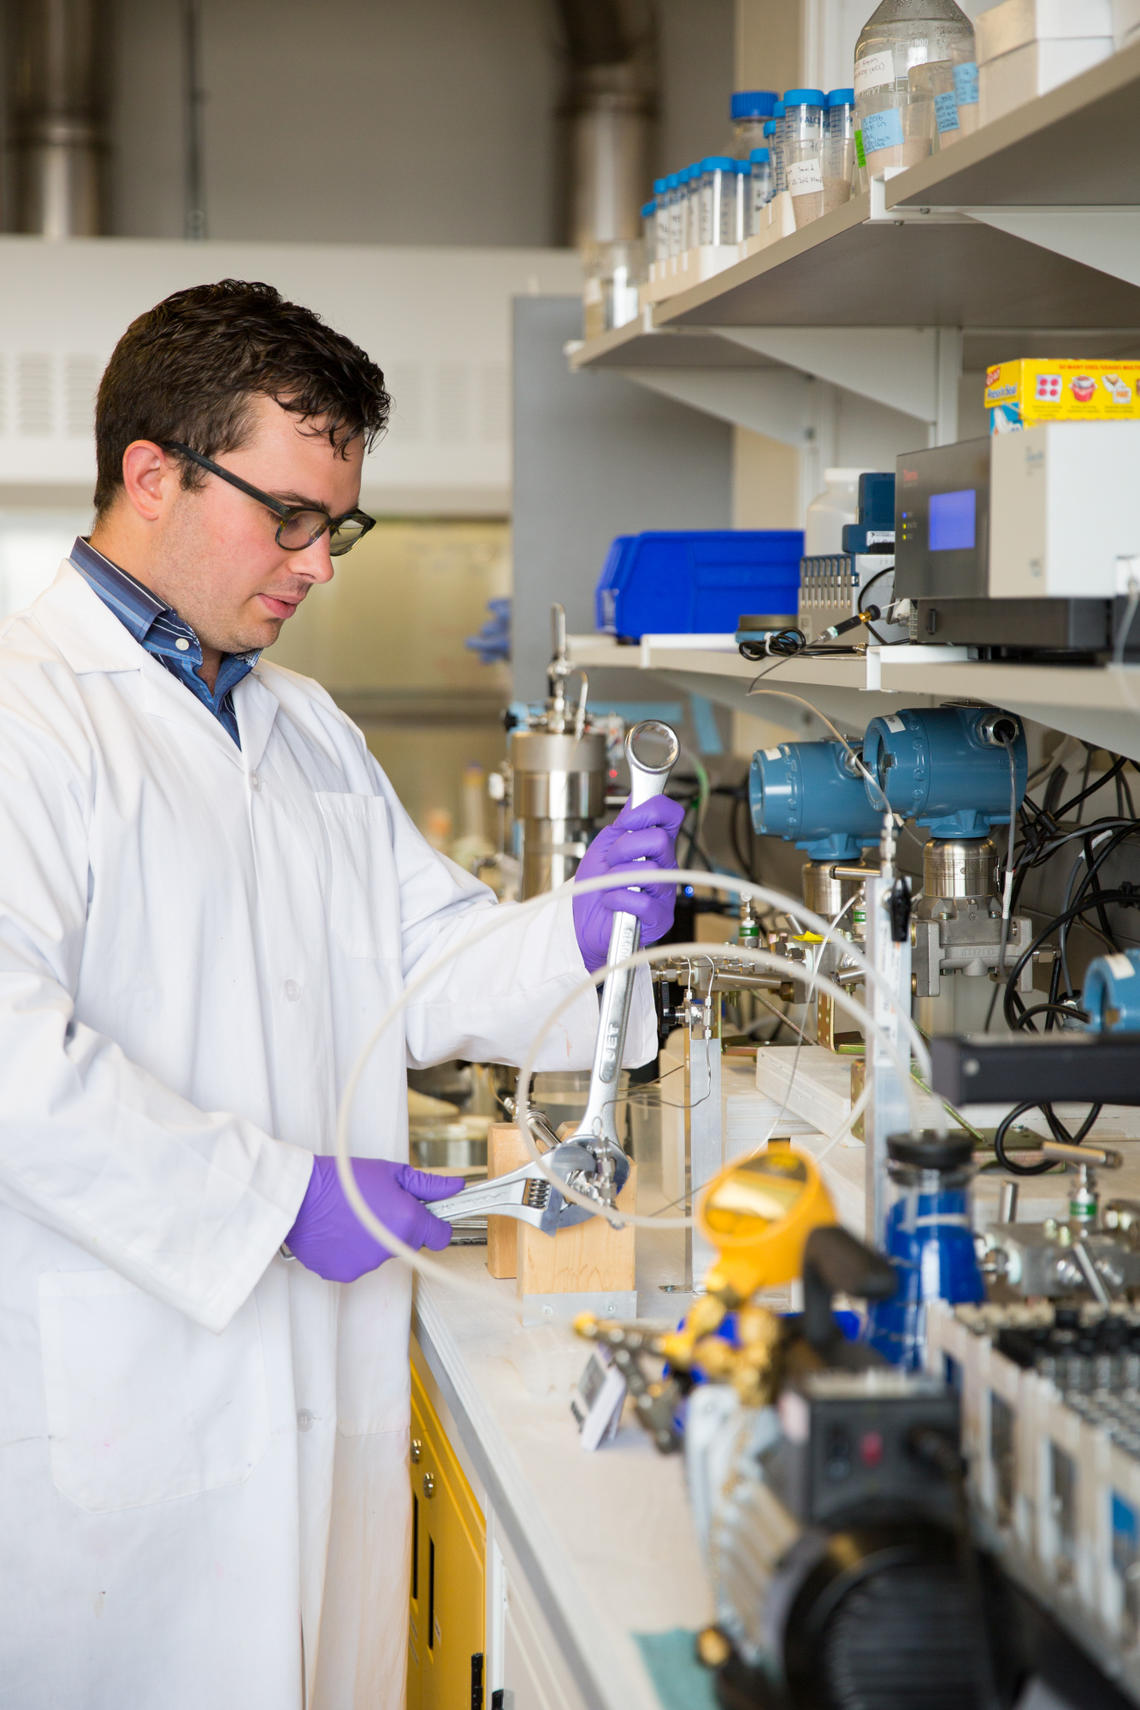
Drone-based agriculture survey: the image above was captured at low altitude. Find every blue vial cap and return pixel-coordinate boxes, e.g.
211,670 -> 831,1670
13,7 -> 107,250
749,147 -> 771,164
731,90 -> 778,120
763,119 -> 777,136
736,160 -> 751,174
701,156 -> 735,172
640,200 -> 656,217
653,177 -> 668,194
773,100 -> 785,117
783,88 -> 825,107
827,87 -> 855,107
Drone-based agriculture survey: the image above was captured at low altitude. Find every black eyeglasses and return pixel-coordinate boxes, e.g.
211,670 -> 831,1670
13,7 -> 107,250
162,442 -> 376,557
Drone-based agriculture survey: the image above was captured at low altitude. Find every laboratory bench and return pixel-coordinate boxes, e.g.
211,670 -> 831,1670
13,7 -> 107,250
412,1236 -> 714,1710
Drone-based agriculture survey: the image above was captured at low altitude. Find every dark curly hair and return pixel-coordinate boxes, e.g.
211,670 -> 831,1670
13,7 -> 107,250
93,279 -> 391,515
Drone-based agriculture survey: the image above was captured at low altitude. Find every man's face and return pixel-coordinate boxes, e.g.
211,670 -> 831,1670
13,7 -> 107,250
148,394 -> 365,663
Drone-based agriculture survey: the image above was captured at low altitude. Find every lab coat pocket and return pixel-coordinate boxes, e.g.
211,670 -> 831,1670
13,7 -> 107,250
315,791 -> 394,961
38,1270 -> 269,1513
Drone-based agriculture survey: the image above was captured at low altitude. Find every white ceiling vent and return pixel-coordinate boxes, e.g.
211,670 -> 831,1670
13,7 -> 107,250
17,354 -> 54,436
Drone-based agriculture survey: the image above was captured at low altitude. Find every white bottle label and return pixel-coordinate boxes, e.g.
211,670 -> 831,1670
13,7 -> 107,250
787,159 -> 824,195
855,49 -> 895,97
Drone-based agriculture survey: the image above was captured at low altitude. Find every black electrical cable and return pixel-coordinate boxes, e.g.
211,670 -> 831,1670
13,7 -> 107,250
737,627 -> 805,664
993,1102 -> 1063,1176
1001,888 -> 1140,1029
1053,752 -> 1127,821
1012,1001 -> 1090,1030
856,564 -> 895,610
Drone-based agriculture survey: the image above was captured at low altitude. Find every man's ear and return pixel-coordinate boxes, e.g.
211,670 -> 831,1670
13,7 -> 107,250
120,440 -> 179,523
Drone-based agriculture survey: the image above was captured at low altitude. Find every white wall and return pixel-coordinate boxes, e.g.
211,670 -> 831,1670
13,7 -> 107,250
106,0 -> 732,245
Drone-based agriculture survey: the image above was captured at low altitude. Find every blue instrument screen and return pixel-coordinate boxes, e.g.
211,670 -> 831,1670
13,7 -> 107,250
928,487 -> 976,552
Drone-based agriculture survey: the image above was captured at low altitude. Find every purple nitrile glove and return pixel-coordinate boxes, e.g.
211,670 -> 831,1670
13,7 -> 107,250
285,1156 -> 464,1283
572,793 -> 685,975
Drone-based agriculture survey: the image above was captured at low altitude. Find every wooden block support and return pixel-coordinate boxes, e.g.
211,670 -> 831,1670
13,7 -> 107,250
484,1121 -> 637,1294
486,1122 -> 529,1280
516,1160 -> 637,1297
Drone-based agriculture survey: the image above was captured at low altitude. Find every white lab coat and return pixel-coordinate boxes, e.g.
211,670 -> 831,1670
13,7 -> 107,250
0,563 -> 654,1710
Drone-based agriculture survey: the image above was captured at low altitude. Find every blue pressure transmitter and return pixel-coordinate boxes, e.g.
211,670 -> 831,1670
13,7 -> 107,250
1083,950 -> 1140,1033
861,706 -> 1027,838
750,739 -> 881,860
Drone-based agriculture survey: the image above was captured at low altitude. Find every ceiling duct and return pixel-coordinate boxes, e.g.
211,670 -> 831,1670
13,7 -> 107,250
555,0 -> 658,256
7,0 -> 108,237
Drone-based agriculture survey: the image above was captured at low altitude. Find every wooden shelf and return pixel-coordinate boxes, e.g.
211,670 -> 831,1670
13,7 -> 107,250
655,190 -> 1140,331
889,38 -> 1140,210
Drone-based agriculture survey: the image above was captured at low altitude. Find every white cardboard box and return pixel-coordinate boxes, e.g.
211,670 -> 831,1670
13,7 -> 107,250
976,0 -> 1113,60
979,35 -> 1114,124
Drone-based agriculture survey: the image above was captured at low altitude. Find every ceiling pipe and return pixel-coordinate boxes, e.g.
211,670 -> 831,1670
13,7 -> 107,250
7,0 -> 108,237
554,0 -> 658,257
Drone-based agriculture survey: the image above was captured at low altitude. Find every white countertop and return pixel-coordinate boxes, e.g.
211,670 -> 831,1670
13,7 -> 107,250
412,1240 -> 714,1710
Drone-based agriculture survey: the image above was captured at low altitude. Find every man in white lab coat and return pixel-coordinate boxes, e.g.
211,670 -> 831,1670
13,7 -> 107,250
0,280 -> 682,1709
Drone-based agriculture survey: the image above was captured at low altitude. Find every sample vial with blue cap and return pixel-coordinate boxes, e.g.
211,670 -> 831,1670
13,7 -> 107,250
730,88 -> 778,160
771,100 -> 787,194
698,157 -> 736,247
640,199 -> 656,270
684,164 -> 702,251
783,88 -> 826,226
747,148 -> 772,234
732,160 -> 750,244
669,168 -> 688,257
652,177 -> 670,266
824,88 -> 856,212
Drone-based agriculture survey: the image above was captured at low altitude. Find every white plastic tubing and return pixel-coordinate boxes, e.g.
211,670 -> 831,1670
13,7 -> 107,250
333,867 -> 935,1293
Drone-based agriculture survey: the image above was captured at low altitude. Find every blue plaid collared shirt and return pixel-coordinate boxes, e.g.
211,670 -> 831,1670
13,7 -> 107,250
69,537 -> 258,748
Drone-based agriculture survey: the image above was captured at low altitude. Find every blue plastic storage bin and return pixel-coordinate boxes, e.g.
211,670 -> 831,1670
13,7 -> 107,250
595,530 -> 804,640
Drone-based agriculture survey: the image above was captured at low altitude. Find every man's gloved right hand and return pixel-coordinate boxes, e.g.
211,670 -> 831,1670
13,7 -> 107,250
285,1155 -> 463,1283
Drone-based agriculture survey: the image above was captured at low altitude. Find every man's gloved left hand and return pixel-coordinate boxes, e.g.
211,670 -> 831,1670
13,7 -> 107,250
573,793 -> 685,974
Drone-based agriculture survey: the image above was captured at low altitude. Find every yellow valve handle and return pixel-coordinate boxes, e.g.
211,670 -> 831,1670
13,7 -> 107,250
697,1148 -> 835,1307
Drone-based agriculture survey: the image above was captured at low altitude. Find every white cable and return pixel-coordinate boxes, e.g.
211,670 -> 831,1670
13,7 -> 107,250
511,939 -> 929,1230
332,867 -> 934,1282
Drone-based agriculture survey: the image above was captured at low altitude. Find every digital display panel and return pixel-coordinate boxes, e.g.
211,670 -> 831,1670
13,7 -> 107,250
928,487 -> 976,552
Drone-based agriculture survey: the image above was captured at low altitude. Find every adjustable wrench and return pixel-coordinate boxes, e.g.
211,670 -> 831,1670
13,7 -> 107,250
426,1140 -> 599,1235
561,719 -> 679,1207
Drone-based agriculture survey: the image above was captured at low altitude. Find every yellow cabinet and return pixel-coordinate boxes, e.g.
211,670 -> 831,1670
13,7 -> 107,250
409,1362 -> 486,1710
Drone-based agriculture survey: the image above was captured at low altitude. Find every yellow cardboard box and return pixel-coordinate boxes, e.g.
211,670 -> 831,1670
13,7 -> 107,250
984,358 -> 1140,432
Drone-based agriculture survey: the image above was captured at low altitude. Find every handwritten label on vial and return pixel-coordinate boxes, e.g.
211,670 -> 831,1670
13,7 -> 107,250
861,107 -> 904,155
954,61 -> 979,106
883,715 -> 906,734
787,159 -> 824,195
934,91 -> 960,133
854,49 -> 895,97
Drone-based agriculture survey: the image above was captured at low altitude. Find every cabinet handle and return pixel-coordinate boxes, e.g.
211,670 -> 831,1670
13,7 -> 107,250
422,1471 -> 435,1498
410,1436 -> 422,1464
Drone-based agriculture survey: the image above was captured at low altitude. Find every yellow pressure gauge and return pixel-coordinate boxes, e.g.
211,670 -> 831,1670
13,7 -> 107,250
698,1149 -> 835,1307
